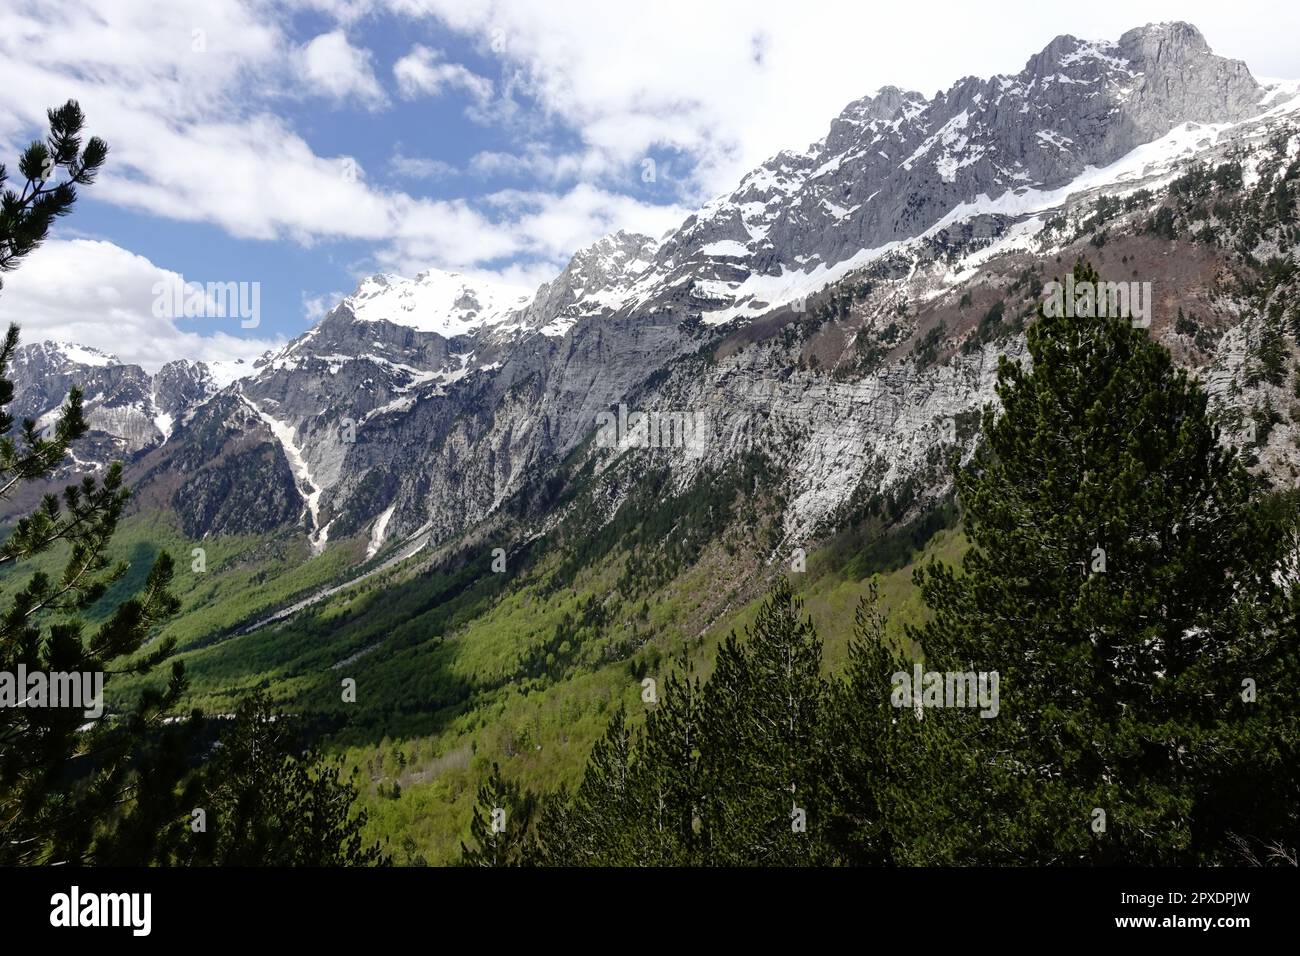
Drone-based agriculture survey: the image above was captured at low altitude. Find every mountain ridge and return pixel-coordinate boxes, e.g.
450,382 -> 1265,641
10,22 -> 1300,574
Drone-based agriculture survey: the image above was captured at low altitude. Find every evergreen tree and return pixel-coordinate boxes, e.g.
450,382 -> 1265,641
532,709 -> 636,865
534,581 -> 836,866
0,104 -> 192,865
628,654 -> 707,865
0,101 -> 107,283
461,762 -> 537,866
825,579 -> 995,866
698,578 -> 832,864
904,259 -> 1298,864
824,582 -> 907,864
1252,312 -> 1288,387
529,657 -> 707,866
169,694 -> 385,866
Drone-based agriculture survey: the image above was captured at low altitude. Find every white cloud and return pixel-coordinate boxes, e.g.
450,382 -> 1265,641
372,182 -> 687,278
302,289 -> 345,323
296,30 -> 388,109
0,240 -> 284,371
483,183 -> 686,257
468,146 -> 607,184
287,0 -> 375,25
0,2 -> 682,295
389,148 -> 458,180
393,44 -> 492,104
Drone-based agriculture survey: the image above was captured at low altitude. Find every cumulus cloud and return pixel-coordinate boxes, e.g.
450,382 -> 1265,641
393,44 -> 493,104
483,183 -> 686,258
468,146 -> 607,184
0,2 -> 686,295
374,183 -> 688,277
296,30 -> 389,109
0,240 -> 284,371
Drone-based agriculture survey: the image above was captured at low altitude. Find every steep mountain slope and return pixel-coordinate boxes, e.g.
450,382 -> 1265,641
611,21 -> 1266,322
178,120 -> 1299,861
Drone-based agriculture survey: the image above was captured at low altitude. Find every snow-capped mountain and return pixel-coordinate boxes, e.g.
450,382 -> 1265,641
501,230 -> 661,338
612,24 -> 1264,320
346,269 -> 533,337
16,22 -> 1300,565
4,341 -> 251,471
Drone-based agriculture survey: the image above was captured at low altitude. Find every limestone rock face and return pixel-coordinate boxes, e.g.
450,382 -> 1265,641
6,342 -> 224,465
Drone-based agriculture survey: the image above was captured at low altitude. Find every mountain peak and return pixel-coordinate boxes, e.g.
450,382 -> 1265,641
342,268 -> 532,338
22,340 -> 121,368
1028,21 -> 1215,78
1120,20 -> 1210,53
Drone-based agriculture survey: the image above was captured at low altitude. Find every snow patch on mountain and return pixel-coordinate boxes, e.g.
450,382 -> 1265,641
205,359 -> 256,389
24,341 -> 120,367
241,395 -> 324,547
55,342 -> 118,367
345,269 -> 532,337
366,503 -> 396,559
153,410 -> 175,442
929,118 -> 1237,236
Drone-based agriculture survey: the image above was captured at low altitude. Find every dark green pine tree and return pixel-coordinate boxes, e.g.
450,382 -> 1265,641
532,708 -> 637,866
826,579 -> 992,866
825,581 -> 912,864
905,258 -> 1299,864
460,761 -> 537,866
0,104 -> 196,865
1251,311 -> 1288,387
0,101 -> 107,284
627,653 -> 707,865
145,693 -> 387,866
537,580 -> 838,866
532,658 -> 707,866
698,577 -> 832,864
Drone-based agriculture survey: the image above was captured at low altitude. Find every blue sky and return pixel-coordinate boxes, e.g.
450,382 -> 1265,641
53,10 -> 606,339
0,0 -> 1296,368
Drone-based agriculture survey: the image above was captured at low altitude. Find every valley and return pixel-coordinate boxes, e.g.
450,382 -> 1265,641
5,19 -> 1300,867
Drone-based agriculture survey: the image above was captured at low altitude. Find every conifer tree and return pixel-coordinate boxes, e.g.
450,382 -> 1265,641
0,101 -> 107,284
461,761 -> 537,866
1251,311 -> 1288,387
179,694 -> 386,866
0,104 -> 191,865
535,581 -> 837,865
905,259 -> 1299,863
698,577 -> 831,864
825,582 -> 908,864
630,654 -> 707,865
534,708 -> 636,865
